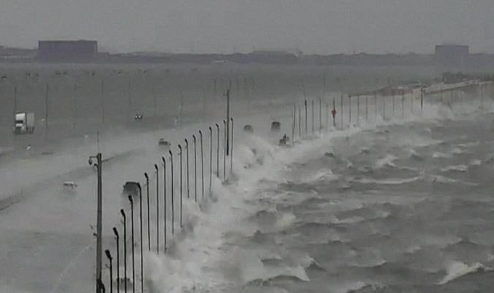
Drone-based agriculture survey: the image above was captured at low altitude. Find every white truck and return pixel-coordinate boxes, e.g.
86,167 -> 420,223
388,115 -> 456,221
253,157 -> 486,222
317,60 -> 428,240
14,112 -> 35,134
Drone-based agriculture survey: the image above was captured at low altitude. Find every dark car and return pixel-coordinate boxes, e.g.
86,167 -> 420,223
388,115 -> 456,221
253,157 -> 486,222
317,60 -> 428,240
243,124 -> 254,133
158,138 -> 171,147
123,181 -> 140,197
271,121 -> 281,132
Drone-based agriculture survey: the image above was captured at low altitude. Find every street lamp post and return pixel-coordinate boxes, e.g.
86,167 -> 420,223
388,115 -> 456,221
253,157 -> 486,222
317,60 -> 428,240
144,173 -> 150,251
222,120 -> 226,180
127,196 -> 135,293
225,90 -> 230,156
215,124 -> 220,178
178,144 -> 183,227
162,157 -> 167,252
230,118 -> 234,175
208,127 -> 213,195
120,209 -> 127,293
112,227 -> 120,293
193,135 -> 197,202
199,131 -> 204,200
154,164 -> 159,254
105,250 -> 113,293
185,139 -> 190,199
169,150 -> 175,235
136,182 -> 143,293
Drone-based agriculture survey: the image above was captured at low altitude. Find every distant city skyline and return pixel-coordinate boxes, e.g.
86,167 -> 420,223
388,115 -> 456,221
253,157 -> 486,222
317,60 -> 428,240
1,0 -> 493,54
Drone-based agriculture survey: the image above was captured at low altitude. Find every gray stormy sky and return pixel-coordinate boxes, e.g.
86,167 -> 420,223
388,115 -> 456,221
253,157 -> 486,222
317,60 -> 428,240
1,0 -> 494,54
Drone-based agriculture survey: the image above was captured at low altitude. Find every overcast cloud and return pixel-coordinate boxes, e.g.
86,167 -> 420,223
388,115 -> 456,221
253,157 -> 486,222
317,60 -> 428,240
1,0 -> 493,54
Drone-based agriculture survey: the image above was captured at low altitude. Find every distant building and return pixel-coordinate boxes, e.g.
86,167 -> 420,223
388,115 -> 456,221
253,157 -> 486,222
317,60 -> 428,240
434,44 -> 469,67
38,40 -> 98,61
0,46 -> 36,59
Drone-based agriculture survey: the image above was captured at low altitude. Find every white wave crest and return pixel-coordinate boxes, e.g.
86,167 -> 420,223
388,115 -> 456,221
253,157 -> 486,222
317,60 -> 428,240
355,175 -> 422,185
451,147 -> 464,155
421,235 -> 462,248
408,148 -> 424,160
431,175 -> 477,186
456,141 -> 480,148
440,165 -> 468,172
433,152 -> 452,159
374,154 -> 397,169
274,212 -> 297,231
239,252 -> 309,284
300,168 -> 338,183
438,261 -> 491,285
332,281 -> 368,293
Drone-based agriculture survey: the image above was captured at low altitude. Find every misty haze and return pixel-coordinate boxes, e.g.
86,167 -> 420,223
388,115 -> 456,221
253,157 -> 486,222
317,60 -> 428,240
1,1 -> 494,293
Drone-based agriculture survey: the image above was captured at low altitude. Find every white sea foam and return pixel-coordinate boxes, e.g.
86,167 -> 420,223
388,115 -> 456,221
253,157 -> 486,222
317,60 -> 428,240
433,152 -> 452,159
355,175 -> 422,185
408,148 -> 424,160
237,250 -> 310,284
440,165 -> 469,172
420,235 -> 462,249
438,261 -> 491,285
451,147 -> 464,155
332,281 -> 368,293
294,168 -> 337,184
405,245 -> 422,253
275,212 -> 297,231
431,175 -> 477,186
457,141 -> 480,148
138,121 -> 382,291
329,215 -> 367,224
395,135 -> 443,148
138,129 -> 347,291
374,154 -> 397,169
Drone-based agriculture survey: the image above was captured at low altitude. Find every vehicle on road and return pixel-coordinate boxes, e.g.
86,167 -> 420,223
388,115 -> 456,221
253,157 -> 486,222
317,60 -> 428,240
123,181 -> 140,197
14,112 -> 35,134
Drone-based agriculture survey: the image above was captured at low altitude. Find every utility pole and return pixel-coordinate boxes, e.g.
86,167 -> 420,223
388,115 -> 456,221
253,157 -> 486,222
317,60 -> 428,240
89,153 -> 103,293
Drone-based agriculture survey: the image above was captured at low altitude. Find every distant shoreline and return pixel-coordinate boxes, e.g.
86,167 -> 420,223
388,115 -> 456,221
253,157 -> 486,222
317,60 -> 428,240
2,49 -> 494,68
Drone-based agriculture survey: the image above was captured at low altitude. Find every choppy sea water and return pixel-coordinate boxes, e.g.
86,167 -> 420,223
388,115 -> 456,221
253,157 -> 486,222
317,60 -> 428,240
153,111 -> 494,293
